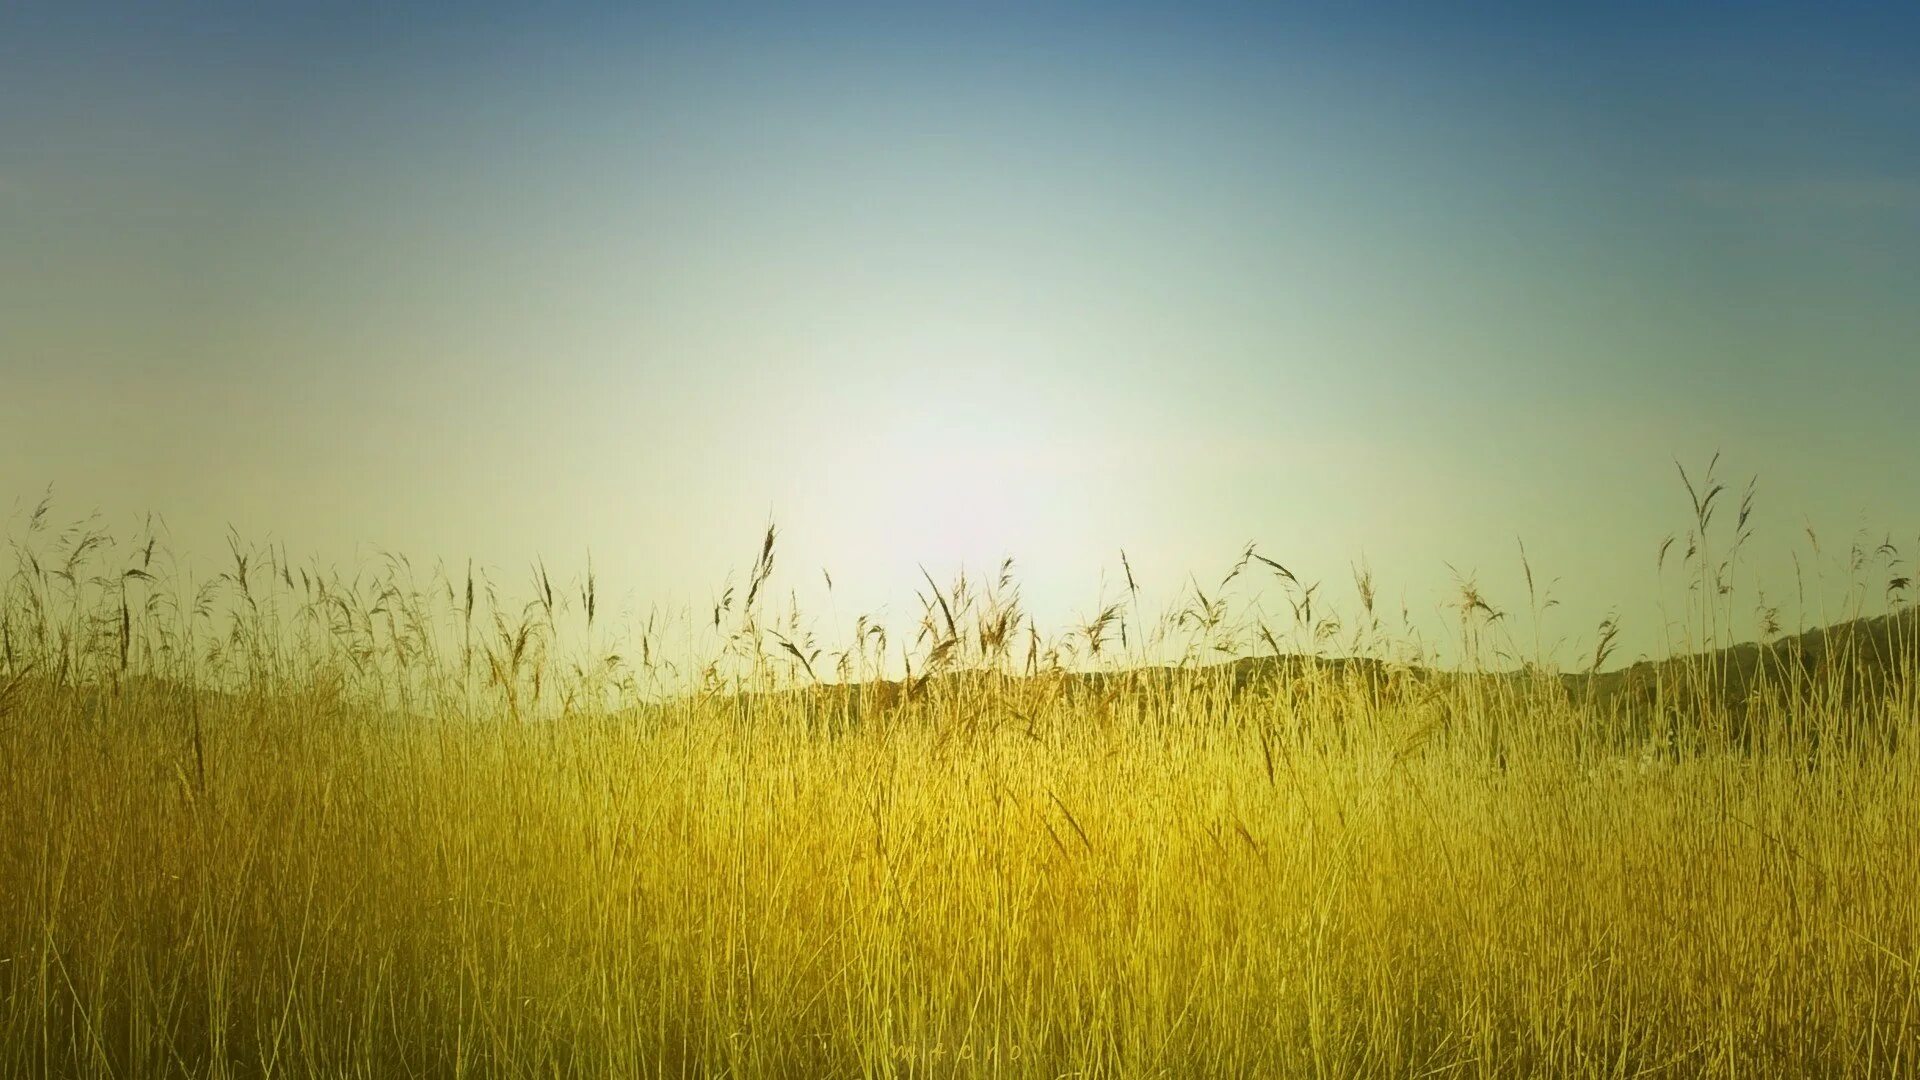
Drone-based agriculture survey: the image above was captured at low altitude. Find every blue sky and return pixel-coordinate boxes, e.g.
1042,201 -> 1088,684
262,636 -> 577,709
3,1 -> 1916,664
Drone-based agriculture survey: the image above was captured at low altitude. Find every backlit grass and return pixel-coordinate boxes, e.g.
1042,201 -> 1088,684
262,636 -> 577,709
2,486 -> 1917,1077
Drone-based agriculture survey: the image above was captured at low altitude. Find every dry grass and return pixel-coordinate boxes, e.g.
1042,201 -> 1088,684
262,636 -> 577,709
2,484 -> 1918,1078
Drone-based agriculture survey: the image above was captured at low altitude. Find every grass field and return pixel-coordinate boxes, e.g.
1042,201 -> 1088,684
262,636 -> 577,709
3,497 -> 1918,1077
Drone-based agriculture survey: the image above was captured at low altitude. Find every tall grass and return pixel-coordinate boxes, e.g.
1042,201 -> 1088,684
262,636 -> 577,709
1,478 -> 1917,1078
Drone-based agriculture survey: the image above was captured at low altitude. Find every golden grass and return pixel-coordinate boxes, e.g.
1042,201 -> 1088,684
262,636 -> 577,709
2,492 -> 1918,1077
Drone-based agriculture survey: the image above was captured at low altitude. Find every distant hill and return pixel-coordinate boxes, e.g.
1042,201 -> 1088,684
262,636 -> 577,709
777,609 -> 1918,746
8,609 -> 1912,749
1576,607 -> 1919,728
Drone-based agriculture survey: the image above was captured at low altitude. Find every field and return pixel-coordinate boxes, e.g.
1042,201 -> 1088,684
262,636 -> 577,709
3,502 -> 1918,1078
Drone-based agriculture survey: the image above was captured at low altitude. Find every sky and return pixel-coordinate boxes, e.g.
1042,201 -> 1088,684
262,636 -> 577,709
3,1 -> 1917,667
